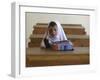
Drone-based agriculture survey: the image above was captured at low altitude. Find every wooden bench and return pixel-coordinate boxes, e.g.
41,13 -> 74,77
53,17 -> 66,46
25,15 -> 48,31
26,47 -> 89,67
28,34 -> 89,47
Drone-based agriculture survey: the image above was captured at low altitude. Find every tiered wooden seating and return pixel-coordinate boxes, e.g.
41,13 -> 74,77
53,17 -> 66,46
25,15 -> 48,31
33,23 -> 86,35
26,23 -> 89,67
26,47 -> 89,67
28,34 -> 89,47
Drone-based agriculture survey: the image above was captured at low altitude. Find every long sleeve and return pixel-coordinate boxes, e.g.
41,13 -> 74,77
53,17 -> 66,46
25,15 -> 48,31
44,38 -> 51,48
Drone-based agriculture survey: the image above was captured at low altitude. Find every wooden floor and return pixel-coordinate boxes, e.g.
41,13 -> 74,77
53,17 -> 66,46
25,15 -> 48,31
26,47 -> 89,67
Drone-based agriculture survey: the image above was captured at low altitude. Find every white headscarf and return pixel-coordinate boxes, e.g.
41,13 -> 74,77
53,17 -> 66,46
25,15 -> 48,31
41,21 -> 68,48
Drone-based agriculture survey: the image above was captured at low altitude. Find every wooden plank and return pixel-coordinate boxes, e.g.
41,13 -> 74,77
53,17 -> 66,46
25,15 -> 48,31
30,34 -> 89,39
28,34 -> 89,47
26,47 -> 89,67
33,26 -> 86,35
26,54 -> 89,67
26,47 -> 89,55
36,23 -> 82,27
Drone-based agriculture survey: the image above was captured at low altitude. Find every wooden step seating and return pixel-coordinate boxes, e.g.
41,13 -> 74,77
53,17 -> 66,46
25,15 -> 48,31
26,47 -> 89,67
29,23 -> 89,47
33,23 -> 86,35
26,23 -> 89,67
28,34 -> 89,47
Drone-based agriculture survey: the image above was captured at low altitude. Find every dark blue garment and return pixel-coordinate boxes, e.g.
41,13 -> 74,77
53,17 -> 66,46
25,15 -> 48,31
54,40 -> 74,51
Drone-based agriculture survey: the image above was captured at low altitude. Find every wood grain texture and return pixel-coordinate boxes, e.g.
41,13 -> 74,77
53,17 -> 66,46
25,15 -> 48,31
26,47 -> 89,67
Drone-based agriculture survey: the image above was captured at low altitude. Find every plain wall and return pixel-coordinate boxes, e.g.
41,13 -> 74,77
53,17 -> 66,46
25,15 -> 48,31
26,13 -> 90,47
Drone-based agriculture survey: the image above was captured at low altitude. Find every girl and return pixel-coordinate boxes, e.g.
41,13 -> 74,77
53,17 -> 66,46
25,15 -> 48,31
41,21 -> 73,50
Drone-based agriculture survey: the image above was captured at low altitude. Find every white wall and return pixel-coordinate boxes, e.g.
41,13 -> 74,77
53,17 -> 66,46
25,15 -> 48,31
26,12 -> 90,47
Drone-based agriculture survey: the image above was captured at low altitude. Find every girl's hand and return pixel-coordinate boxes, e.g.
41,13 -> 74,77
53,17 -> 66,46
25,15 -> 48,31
51,44 -> 58,50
